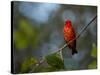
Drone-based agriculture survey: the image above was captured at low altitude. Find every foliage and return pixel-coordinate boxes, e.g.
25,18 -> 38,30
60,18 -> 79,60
88,43 -> 97,69
13,30 -> 29,49
45,53 -> 64,70
13,18 -> 40,50
20,57 -> 37,73
88,60 -> 97,69
18,19 -> 34,37
91,43 -> 97,58
33,66 -> 60,72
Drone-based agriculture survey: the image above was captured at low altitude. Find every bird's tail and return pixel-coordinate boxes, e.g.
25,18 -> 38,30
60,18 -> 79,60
72,49 -> 78,55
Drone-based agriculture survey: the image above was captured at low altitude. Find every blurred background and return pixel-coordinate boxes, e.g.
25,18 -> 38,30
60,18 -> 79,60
12,1 -> 97,73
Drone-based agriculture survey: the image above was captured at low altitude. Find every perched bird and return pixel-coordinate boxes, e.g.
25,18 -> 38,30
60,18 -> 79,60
63,20 -> 77,55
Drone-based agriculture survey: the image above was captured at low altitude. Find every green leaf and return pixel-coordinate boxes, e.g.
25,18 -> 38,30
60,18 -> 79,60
45,53 -> 64,69
20,57 -> 37,73
91,43 -> 97,57
88,60 -> 97,69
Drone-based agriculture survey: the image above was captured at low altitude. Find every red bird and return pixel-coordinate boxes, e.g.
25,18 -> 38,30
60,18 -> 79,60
63,20 -> 77,55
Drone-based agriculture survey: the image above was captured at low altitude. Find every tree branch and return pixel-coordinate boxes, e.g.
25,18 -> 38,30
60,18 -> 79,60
57,15 -> 97,53
31,15 -> 97,72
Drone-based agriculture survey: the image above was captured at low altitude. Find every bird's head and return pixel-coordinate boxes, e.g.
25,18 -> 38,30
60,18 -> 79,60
65,20 -> 71,24
65,20 -> 72,27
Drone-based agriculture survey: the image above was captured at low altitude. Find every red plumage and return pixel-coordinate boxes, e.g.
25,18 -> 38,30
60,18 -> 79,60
63,20 -> 77,55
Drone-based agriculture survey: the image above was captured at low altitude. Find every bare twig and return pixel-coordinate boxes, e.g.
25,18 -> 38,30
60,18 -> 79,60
30,59 -> 44,73
31,15 -> 97,72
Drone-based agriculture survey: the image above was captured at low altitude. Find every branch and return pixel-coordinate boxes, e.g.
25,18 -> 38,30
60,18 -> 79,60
56,15 -> 97,53
31,15 -> 97,72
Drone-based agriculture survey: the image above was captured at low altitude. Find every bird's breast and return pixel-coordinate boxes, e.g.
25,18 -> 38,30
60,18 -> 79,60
63,26 -> 75,42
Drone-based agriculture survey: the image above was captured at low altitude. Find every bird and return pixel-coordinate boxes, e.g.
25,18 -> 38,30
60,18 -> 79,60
63,20 -> 78,55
